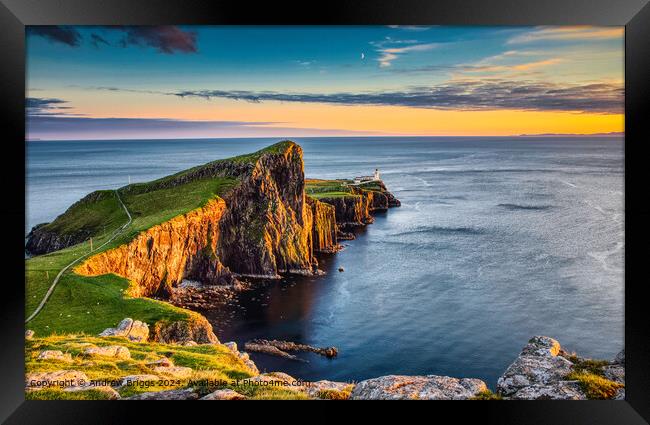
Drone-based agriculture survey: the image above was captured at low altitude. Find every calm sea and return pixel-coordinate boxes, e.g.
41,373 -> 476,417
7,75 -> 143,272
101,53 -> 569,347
26,137 -> 624,387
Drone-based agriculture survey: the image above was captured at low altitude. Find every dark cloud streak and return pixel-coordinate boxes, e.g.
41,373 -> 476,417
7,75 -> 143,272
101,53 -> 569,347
117,26 -> 198,54
26,97 -> 74,116
28,26 -> 197,54
27,26 -> 81,47
170,80 -> 623,114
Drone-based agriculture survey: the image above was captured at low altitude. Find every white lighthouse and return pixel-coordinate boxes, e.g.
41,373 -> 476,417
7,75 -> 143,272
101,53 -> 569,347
373,168 -> 380,181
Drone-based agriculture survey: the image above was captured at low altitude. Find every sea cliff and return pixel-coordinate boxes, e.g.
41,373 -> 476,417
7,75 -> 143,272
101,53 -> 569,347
29,141 -> 399,305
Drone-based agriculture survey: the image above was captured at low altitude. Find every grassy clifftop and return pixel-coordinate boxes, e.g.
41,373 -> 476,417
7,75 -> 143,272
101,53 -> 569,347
25,141 -> 294,336
305,179 -> 355,199
26,334 -> 307,400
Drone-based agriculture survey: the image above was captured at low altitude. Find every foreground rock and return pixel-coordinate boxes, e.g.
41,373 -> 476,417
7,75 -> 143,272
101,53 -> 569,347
224,341 -> 259,374
497,336 -> 624,400
146,357 -> 174,368
26,370 -> 89,391
305,380 -> 355,399
64,384 -> 121,399
37,350 -> 72,363
84,345 -> 131,360
99,318 -> 149,342
25,330 -> 35,340
497,336 -> 583,400
201,389 -> 247,400
152,317 -> 219,345
350,375 -> 488,400
125,388 -> 199,400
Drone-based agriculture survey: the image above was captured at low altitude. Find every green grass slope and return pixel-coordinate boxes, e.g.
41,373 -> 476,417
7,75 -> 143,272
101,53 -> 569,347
26,334 -> 307,400
25,142 -> 294,335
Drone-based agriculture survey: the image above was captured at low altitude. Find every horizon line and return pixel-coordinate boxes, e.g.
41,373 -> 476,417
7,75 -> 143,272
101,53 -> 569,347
26,132 -> 624,142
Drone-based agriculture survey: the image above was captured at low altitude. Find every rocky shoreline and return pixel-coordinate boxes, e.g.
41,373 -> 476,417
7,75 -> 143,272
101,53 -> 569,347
26,326 -> 624,400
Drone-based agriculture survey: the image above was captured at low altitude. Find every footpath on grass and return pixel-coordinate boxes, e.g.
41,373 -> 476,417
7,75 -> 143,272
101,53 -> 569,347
25,190 -> 132,324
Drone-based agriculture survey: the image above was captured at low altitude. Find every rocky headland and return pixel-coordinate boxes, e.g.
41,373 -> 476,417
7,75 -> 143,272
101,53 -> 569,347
25,141 -> 399,346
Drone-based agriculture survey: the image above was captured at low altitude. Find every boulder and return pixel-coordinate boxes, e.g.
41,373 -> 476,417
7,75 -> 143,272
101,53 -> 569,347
84,345 -> 131,360
305,380 -> 354,399
146,357 -> 174,368
613,349 -> 625,366
153,318 -> 219,345
64,384 -> 121,399
99,318 -> 149,342
507,382 -> 586,400
497,336 -> 586,400
201,389 -> 247,400
26,370 -> 89,391
37,350 -> 72,363
125,388 -> 199,400
224,341 -> 238,352
603,364 -> 625,385
615,388 -> 625,400
25,330 -> 35,340
153,366 -> 193,379
349,375 -> 487,400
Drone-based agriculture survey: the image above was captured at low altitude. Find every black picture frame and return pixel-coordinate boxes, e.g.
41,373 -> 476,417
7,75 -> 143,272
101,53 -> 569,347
1,0 -> 648,423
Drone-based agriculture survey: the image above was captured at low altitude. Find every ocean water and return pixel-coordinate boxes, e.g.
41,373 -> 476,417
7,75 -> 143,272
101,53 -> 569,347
26,137 -> 624,387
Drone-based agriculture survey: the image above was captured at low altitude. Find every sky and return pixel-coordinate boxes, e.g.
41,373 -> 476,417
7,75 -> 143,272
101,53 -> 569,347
26,25 -> 624,140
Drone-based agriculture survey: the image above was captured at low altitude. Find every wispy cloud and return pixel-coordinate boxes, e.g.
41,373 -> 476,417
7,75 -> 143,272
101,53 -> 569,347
387,25 -> 432,31
465,58 -> 563,73
371,37 -> 440,67
508,26 -> 623,44
27,25 -> 198,54
166,80 -> 622,114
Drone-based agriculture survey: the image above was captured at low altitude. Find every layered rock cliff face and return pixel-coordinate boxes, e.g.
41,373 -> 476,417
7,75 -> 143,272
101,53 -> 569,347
74,198 -> 233,297
75,141 -> 318,297
306,197 -> 338,253
216,143 -> 315,276
26,223 -> 86,256
318,193 -> 374,228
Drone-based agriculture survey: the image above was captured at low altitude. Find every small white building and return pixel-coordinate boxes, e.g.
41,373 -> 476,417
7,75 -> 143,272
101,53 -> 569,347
353,169 -> 381,184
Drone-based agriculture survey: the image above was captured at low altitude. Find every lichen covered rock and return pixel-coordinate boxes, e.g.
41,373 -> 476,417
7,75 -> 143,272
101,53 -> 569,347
84,345 -> 131,360
152,316 -> 219,344
37,350 -> 72,363
99,318 -> 149,342
350,375 -> 488,400
201,389 -> 247,400
125,388 -> 199,400
26,370 -> 89,391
